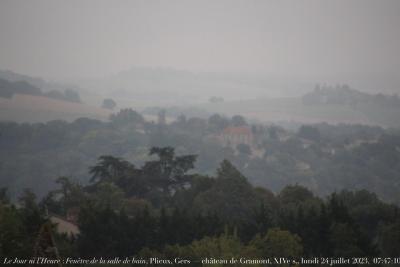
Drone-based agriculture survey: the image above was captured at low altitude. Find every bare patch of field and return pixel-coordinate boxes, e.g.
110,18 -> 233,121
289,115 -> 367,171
0,94 -> 112,122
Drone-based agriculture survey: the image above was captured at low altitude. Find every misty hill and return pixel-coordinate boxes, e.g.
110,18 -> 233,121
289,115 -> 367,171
303,84 -> 400,108
0,73 -> 110,123
80,67 -> 311,108
0,78 -> 82,104
301,85 -> 400,127
95,68 -> 397,128
2,68 -> 400,128
0,94 -> 111,123
194,85 -> 400,128
0,69 -> 81,94
0,76 -> 111,123
0,78 -> 42,98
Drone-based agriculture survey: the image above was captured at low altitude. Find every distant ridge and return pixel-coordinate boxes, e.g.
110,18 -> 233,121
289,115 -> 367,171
0,77 -> 81,103
0,69 -> 81,94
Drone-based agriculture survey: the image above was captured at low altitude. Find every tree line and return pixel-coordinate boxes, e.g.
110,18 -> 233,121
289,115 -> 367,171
1,147 -> 400,265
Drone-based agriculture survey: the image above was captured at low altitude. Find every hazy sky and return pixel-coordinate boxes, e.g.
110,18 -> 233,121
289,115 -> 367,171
1,0 -> 400,84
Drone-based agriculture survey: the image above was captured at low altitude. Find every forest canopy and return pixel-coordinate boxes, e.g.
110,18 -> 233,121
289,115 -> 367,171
1,148 -> 400,263
0,110 -> 399,205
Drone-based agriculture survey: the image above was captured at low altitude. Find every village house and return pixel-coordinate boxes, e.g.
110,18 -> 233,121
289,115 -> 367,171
220,126 -> 253,147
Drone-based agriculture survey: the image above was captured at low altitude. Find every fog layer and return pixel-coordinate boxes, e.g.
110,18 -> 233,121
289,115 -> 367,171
0,0 -> 400,94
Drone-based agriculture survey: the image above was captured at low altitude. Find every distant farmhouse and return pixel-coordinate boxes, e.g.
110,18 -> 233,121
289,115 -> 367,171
220,126 -> 253,147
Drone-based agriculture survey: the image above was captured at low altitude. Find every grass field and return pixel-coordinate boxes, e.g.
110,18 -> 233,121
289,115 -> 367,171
0,94 -> 112,123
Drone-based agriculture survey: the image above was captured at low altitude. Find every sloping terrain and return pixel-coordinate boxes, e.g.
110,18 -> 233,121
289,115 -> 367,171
0,94 -> 111,123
